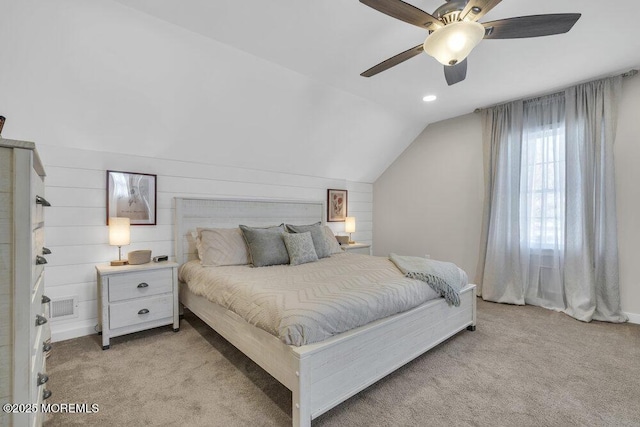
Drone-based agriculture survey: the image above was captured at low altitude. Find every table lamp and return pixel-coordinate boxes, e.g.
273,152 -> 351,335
109,217 -> 130,266
345,217 -> 356,244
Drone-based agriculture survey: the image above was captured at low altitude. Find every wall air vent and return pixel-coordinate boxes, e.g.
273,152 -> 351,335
50,296 -> 79,321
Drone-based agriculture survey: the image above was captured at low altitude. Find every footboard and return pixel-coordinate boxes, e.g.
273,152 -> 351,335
181,283 -> 475,427
292,284 -> 476,425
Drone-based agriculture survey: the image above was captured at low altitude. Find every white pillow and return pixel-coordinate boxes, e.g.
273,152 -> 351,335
196,227 -> 250,266
323,226 -> 343,255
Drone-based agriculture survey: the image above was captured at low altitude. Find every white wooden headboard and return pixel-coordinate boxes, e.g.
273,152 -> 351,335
174,197 -> 325,265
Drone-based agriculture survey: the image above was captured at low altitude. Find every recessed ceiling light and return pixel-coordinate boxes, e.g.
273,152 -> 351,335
423,95 -> 437,102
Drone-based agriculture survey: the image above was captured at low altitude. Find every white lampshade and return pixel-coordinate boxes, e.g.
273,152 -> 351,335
109,217 -> 130,246
423,21 -> 485,66
344,217 -> 356,233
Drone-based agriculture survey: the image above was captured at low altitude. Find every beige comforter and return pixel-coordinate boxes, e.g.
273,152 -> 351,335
179,253 -> 449,346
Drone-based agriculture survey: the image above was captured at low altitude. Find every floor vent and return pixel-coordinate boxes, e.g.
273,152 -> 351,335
50,296 -> 79,321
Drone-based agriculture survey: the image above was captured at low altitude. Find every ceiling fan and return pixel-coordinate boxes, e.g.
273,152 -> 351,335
360,0 -> 581,85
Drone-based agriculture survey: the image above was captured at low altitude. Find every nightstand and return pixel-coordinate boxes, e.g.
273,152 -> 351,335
342,243 -> 372,255
96,261 -> 179,350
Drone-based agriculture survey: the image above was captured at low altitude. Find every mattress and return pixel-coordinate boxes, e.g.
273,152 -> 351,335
179,253 -> 447,346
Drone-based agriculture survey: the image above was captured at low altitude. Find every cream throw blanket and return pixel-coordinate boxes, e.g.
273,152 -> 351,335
389,253 -> 468,306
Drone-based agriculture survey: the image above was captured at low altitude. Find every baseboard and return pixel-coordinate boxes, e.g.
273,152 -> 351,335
51,320 -> 97,342
625,311 -> 640,325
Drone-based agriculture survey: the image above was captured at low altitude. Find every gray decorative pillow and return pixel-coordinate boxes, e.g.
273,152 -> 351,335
322,226 -> 344,255
283,232 -> 319,266
285,222 -> 330,259
239,224 -> 289,267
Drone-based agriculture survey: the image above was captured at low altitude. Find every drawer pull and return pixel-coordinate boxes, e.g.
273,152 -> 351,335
37,373 -> 49,386
35,195 -> 51,206
138,308 -> 150,315
36,255 -> 48,265
35,315 -> 48,326
43,342 -> 53,353
42,295 -> 51,304
137,282 -> 149,288
43,389 -> 52,400
42,247 -> 52,255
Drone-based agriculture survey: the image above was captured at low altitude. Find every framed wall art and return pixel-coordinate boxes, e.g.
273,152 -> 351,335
106,170 -> 157,225
327,189 -> 347,222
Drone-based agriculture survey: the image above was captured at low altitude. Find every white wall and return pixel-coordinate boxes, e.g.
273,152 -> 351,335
374,75 -> 640,322
39,144 -> 372,341
0,0 -> 380,341
0,0 -> 424,184
373,113 -> 484,279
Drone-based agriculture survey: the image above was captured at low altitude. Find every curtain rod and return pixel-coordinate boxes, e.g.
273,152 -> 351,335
474,69 -> 638,113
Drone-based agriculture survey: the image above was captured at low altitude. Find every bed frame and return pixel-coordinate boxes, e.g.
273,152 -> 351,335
174,197 -> 476,427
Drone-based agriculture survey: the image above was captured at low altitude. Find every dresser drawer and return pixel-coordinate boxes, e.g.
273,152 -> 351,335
31,272 -> 45,315
109,294 -> 174,330
32,226 -> 46,285
31,168 -> 45,227
31,273 -> 47,407
30,325 -> 46,405
108,269 -> 173,302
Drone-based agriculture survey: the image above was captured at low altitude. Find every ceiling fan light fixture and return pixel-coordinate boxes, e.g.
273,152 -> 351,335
423,21 -> 485,66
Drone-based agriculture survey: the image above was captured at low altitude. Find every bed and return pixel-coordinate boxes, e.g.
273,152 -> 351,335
174,197 -> 476,427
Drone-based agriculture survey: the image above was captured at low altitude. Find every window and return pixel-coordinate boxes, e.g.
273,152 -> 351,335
521,99 -> 565,250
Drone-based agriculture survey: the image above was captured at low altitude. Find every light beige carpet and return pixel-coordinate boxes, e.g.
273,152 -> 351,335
43,299 -> 640,426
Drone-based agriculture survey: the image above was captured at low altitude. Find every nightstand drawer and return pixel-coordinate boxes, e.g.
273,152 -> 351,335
342,243 -> 371,255
346,247 -> 371,255
109,294 -> 174,330
108,269 -> 173,302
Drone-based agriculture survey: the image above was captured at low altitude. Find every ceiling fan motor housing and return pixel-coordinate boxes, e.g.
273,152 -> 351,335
434,0 -> 468,22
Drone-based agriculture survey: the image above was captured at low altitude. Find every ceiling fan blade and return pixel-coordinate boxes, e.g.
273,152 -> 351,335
361,44 -> 424,77
483,14 -> 581,39
444,59 -> 467,86
459,0 -> 502,22
359,0 -> 442,30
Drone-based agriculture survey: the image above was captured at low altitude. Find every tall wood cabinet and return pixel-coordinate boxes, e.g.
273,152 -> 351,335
0,138 -> 52,427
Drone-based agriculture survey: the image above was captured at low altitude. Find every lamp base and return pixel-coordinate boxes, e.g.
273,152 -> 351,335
110,259 -> 128,266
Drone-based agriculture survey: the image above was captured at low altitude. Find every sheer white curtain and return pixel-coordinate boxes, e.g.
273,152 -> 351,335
477,76 -> 627,322
564,77 -> 626,322
476,100 -> 525,303
521,93 -> 566,310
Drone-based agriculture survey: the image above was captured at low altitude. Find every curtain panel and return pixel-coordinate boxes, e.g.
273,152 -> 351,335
476,100 -> 525,303
477,76 -> 627,323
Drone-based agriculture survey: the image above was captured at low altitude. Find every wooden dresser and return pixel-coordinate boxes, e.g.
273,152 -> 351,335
0,138 -> 52,427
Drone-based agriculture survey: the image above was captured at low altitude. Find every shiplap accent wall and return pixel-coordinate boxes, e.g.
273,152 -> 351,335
39,145 -> 372,342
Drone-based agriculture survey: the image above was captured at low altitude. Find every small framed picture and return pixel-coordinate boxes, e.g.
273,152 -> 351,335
107,170 -> 157,225
327,189 -> 348,222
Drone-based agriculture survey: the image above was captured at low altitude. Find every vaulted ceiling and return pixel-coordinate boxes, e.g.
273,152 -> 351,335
115,0 -> 640,124
2,1 -> 639,183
